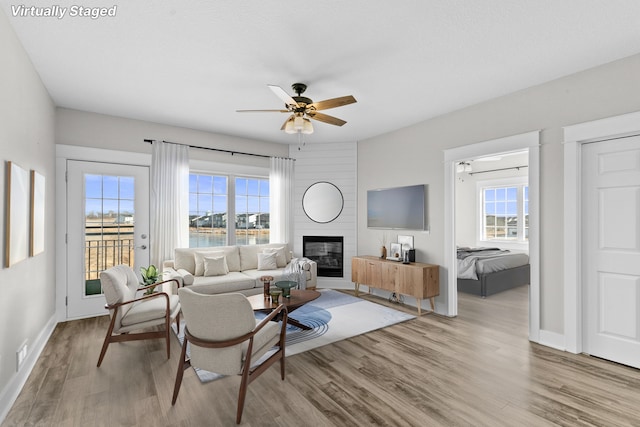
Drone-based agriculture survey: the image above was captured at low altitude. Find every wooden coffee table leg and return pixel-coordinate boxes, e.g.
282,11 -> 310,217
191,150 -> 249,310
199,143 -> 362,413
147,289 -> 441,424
287,317 -> 312,331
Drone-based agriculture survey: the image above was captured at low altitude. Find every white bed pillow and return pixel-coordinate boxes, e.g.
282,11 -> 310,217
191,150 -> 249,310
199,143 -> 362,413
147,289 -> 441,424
203,256 -> 229,277
261,246 -> 286,268
194,251 -> 225,276
257,252 -> 278,270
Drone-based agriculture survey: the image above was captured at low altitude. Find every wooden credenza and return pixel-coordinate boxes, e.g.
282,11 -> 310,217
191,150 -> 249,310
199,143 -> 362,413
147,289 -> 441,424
351,256 -> 439,315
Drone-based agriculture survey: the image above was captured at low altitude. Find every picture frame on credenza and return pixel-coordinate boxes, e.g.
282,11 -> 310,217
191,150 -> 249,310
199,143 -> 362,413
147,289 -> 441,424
389,243 -> 402,259
397,235 -> 414,250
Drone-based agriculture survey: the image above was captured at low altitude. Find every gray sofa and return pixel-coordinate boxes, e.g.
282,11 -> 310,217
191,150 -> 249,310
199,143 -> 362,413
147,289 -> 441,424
162,243 -> 317,296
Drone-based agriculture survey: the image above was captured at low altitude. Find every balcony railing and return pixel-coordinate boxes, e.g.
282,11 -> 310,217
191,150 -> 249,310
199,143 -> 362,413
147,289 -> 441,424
85,237 -> 135,281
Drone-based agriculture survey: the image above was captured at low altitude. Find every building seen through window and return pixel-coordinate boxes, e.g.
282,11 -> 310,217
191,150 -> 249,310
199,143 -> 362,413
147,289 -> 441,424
482,184 -> 528,241
189,173 -> 269,247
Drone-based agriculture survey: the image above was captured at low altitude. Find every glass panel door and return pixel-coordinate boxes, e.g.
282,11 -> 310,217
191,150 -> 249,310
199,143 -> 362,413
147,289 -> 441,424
84,174 -> 136,295
67,161 -> 149,319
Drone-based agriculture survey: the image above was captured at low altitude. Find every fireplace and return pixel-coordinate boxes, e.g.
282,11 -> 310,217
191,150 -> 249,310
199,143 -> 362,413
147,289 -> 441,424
303,236 -> 344,278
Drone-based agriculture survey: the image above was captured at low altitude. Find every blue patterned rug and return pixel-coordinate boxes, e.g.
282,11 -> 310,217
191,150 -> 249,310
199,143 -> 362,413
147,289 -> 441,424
172,289 -> 415,382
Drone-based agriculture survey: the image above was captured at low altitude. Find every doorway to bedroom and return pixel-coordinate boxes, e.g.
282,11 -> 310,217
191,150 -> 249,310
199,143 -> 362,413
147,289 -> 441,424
454,150 -> 530,329
444,131 -> 540,342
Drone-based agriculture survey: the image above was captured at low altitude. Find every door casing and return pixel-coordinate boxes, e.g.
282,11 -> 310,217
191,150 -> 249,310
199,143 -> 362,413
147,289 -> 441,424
56,145 -> 151,321
563,110 -> 640,354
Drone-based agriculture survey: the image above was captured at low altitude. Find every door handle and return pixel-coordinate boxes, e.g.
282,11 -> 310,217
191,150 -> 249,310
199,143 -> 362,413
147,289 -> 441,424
137,245 -> 147,250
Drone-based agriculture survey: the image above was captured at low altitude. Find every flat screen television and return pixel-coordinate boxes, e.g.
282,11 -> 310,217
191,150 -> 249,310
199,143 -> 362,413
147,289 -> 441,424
367,184 -> 427,230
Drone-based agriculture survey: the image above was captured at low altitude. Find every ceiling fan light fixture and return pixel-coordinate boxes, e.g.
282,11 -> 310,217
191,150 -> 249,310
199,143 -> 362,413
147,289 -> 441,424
284,117 -> 296,134
238,83 -> 356,140
302,118 -> 313,134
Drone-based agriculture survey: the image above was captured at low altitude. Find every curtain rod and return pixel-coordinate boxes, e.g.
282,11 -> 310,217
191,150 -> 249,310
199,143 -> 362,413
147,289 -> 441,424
143,139 -> 294,161
469,165 -> 528,176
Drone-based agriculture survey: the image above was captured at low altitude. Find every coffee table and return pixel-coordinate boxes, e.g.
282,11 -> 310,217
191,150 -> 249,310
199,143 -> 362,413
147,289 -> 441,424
248,289 -> 320,330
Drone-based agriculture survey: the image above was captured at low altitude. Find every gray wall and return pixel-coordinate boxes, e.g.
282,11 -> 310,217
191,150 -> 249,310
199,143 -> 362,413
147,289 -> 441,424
56,108 -> 289,167
0,8 -> 56,411
358,53 -> 640,334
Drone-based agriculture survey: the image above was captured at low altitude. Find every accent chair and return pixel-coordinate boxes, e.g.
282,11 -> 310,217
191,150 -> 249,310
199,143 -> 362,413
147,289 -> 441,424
172,287 -> 287,424
97,264 -> 181,367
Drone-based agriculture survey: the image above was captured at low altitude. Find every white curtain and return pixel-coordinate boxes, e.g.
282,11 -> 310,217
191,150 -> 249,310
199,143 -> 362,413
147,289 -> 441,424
269,157 -> 294,244
150,141 -> 189,267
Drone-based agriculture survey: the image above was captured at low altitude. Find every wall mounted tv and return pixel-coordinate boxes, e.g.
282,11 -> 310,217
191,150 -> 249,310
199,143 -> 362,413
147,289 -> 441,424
367,184 -> 427,230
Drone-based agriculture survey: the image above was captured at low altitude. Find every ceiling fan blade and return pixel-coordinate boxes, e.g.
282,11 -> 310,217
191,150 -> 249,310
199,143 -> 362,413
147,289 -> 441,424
236,109 -> 289,113
309,95 -> 357,111
308,111 -> 347,126
268,85 -> 298,108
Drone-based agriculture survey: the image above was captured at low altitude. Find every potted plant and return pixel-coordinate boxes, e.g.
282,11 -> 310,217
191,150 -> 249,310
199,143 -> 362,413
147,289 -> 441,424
140,265 -> 160,294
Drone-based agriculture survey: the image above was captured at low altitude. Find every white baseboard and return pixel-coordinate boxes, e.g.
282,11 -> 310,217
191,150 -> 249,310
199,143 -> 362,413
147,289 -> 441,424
538,329 -> 566,351
0,315 -> 57,424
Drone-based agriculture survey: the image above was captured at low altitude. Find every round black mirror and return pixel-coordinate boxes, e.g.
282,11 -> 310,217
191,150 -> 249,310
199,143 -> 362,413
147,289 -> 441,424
302,182 -> 344,223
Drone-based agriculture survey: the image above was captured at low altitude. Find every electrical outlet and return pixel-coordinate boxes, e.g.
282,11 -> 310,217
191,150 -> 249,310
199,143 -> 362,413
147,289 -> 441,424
16,343 -> 27,371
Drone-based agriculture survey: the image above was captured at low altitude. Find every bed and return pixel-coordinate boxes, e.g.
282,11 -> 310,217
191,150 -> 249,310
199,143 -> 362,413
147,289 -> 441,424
456,247 -> 530,297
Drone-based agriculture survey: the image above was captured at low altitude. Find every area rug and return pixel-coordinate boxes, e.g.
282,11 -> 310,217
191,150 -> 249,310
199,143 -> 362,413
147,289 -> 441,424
172,289 -> 415,383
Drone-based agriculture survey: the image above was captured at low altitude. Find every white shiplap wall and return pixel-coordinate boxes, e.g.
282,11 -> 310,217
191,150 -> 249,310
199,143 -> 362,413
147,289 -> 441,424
290,142 -> 357,289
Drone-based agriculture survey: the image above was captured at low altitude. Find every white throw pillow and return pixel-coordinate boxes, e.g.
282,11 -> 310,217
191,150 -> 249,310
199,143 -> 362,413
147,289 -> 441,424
203,256 -> 229,277
261,246 -> 286,268
257,252 -> 278,270
194,251 -> 224,276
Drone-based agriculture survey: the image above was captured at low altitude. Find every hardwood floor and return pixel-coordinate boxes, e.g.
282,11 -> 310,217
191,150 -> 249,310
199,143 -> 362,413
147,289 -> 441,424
4,286 -> 640,426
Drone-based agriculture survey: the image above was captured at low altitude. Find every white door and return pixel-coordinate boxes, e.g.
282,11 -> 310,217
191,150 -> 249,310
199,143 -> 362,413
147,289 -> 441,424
67,160 -> 150,319
582,136 -> 640,368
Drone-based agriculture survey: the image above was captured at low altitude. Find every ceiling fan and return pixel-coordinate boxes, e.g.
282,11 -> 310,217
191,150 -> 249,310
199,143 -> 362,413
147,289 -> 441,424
236,83 -> 357,134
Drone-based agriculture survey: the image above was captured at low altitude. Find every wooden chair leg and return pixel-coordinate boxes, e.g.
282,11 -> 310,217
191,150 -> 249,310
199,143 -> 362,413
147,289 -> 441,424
97,312 -> 118,367
236,366 -> 251,424
165,314 -> 171,360
280,351 -> 286,380
280,312 -> 287,380
165,312 -> 181,360
172,336 -> 189,405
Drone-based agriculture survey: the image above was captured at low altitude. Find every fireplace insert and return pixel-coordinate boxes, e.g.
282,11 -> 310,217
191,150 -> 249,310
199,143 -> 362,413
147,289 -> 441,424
303,236 -> 343,278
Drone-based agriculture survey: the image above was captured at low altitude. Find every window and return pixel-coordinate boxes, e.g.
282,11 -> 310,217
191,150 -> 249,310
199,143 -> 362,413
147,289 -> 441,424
480,180 -> 528,242
235,177 -> 270,245
189,174 -> 228,247
84,174 -> 135,295
188,173 -> 270,247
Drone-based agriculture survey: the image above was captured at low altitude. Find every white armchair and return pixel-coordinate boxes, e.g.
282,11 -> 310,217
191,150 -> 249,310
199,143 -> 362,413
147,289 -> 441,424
97,265 -> 182,367
172,287 -> 288,424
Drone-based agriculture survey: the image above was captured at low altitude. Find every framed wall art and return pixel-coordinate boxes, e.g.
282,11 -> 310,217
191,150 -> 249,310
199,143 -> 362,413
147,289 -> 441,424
30,169 -> 45,256
5,161 -> 30,267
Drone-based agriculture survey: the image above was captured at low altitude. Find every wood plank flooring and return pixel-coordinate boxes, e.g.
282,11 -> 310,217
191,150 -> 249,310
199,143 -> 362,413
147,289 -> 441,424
4,286 -> 640,426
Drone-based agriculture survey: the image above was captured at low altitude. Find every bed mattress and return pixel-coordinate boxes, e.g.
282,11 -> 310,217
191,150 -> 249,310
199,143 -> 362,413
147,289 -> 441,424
475,253 -> 529,274
457,247 -> 529,280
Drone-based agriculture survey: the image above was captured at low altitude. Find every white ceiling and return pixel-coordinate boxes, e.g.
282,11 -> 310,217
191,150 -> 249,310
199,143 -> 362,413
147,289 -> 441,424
3,1 -> 640,144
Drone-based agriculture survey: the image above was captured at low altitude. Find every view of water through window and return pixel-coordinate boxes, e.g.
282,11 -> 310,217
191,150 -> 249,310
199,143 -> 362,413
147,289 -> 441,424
189,174 -> 269,247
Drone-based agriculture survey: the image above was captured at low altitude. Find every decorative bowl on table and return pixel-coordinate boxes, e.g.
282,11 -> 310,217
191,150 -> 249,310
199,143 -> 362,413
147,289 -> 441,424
274,281 -> 297,298
269,288 -> 282,304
